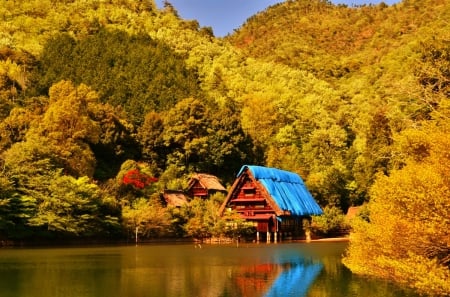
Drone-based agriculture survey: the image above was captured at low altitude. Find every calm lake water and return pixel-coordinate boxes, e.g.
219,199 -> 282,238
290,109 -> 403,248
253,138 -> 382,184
0,241 -> 421,297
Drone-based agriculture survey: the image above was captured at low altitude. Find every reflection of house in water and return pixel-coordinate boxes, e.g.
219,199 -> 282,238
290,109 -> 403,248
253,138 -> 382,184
264,259 -> 323,297
235,264 -> 282,297
220,165 -> 323,242
235,258 -> 323,297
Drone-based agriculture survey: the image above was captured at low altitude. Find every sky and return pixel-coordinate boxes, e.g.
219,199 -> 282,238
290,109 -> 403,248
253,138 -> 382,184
155,0 -> 401,37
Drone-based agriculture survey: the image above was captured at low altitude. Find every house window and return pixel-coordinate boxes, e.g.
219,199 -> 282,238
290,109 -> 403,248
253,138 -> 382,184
243,188 -> 256,197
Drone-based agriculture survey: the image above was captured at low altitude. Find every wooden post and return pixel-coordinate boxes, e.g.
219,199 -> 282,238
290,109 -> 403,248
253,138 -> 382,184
274,217 -> 278,243
267,231 -> 271,243
256,231 -> 260,242
135,226 -> 138,245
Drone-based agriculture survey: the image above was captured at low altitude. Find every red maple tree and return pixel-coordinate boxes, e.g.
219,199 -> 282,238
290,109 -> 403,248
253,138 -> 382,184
123,169 -> 158,189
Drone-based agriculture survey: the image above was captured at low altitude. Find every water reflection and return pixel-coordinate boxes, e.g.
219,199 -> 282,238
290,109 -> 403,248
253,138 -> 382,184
233,255 -> 323,297
264,260 -> 323,297
0,247 -> 123,297
0,243 -> 422,297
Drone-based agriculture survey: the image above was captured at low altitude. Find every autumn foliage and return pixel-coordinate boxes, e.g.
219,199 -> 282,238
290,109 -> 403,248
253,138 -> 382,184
122,169 -> 158,189
0,1 -> 449,294
343,125 -> 450,296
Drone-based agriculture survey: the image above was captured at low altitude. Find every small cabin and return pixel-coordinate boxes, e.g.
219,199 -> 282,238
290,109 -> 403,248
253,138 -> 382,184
219,165 -> 323,242
186,173 -> 227,199
161,189 -> 189,207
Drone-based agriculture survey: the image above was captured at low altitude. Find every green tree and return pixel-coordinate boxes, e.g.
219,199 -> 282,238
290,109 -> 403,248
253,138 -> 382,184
162,97 -> 211,172
182,196 -> 227,241
351,109 -> 393,201
204,104 -> 257,180
240,94 -> 280,150
311,205 -> 349,237
33,29 -> 202,123
122,197 -> 170,242
137,111 -> 166,170
88,102 -> 139,180
28,174 -> 120,237
0,174 -> 29,238
1,138 -> 62,238
2,136 -> 120,238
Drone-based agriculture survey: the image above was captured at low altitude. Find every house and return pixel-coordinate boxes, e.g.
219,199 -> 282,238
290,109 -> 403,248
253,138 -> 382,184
219,165 -> 323,242
186,173 -> 227,199
160,173 -> 226,207
346,206 -> 361,220
161,189 -> 189,207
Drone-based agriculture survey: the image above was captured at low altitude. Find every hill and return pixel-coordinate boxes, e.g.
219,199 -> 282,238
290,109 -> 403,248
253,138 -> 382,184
0,3 -> 448,290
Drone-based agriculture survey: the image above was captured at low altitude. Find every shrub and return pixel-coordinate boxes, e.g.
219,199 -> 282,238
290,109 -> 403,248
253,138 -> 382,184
311,205 -> 349,237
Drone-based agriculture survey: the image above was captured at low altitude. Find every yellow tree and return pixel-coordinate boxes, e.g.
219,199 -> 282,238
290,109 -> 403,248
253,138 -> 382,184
343,124 -> 450,296
28,80 -> 101,177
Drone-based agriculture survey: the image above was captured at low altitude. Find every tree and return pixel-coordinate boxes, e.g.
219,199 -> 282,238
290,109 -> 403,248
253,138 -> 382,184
33,29 -> 202,123
415,38 -> 450,117
112,159 -> 160,205
0,107 -> 38,152
183,197 -> 229,242
351,109 -> 393,201
204,104 -> 257,180
88,102 -> 139,180
221,208 -> 256,242
343,124 -> 450,296
1,138 -> 66,237
240,94 -> 280,150
0,173 -> 30,238
27,81 -> 101,177
137,111 -> 166,170
28,174 -> 120,237
162,97 -> 211,172
122,197 -> 171,242
311,205 -> 349,237
2,135 -> 121,238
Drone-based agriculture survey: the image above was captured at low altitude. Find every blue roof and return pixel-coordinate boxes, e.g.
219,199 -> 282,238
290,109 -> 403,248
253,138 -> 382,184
238,165 -> 323,216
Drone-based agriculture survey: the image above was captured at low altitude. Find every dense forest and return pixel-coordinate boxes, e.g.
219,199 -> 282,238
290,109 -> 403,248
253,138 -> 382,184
0,0 -> 449,294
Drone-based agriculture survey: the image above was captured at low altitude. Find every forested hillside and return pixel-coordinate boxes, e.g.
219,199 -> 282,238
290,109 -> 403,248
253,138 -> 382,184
228,0 -> 449,294
0,0 -> 448,293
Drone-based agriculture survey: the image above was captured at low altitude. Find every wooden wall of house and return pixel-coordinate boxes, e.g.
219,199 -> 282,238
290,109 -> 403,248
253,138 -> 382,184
223,174 -> 311,239
189,180 -> 208,197
229,177 -> 273,213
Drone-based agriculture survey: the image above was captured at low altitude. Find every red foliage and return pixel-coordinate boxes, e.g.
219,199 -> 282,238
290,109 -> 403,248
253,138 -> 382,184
123,169 -> 158,189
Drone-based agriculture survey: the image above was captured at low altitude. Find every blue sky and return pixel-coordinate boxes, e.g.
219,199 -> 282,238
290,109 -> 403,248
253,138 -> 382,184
155,0 -> 401,37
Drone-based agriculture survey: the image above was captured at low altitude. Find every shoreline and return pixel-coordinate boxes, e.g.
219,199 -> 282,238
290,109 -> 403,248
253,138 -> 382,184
1,235 -> 350,248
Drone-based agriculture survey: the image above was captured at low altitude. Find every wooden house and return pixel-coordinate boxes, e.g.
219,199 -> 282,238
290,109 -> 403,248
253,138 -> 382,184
161,189 -> 189,207
219,165 -> 323,242
186,173 -> 227,199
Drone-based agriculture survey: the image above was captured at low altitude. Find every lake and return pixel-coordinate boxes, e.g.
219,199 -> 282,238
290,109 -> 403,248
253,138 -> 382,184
0,241 -> 421,297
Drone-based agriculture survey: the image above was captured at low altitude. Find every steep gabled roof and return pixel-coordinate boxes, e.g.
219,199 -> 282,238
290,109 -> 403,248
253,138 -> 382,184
237,165 -> 323,217
187,173 -> 227,192
161,190 -> 188,207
